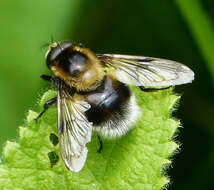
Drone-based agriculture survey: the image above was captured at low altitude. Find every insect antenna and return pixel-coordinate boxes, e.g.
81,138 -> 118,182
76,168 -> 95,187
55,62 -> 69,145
40,42 -> 51,49
50,35 -> 55,44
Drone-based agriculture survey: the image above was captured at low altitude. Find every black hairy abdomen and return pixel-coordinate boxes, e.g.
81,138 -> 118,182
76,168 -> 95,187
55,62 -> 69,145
83,76 -> 131,125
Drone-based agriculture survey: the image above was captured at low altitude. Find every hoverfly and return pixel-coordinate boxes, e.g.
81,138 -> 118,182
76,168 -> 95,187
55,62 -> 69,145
36,41 -> 194,172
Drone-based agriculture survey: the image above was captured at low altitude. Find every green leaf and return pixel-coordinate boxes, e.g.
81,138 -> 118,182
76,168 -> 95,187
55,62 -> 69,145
0,88 -> 179,190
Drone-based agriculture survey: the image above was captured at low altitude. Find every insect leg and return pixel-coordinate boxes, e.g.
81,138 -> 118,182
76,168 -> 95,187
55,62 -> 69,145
35,97 -> 57,122
139,86 -> 172,92
97,135 -> 103,153
40,74 -> 53,82
40,75 -> 61,87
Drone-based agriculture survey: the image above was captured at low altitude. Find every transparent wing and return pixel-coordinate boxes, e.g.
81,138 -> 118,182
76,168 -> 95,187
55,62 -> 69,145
97,54 -> 194,87
57,88 -> 92,172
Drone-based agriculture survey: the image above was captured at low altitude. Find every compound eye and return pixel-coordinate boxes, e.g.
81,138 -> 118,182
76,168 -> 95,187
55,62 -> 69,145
45,41 -> 73,68
46,47 -> 61,68
60,41 -> 73,49
61,52 -> 87,77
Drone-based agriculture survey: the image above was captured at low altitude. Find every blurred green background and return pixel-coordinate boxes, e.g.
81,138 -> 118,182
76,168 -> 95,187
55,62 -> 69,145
0,0 -> 214,189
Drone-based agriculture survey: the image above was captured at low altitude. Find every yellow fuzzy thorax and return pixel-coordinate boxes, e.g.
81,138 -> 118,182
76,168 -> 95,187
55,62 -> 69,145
50,46 -> 105,92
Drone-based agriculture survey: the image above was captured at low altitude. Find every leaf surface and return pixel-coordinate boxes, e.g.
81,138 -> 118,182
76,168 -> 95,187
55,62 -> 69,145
0,88 -> 179,190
